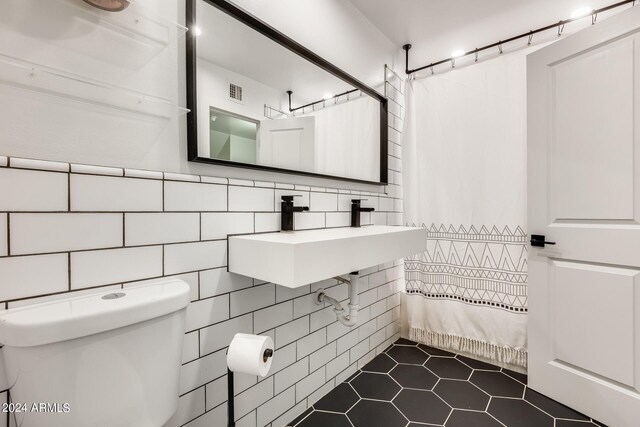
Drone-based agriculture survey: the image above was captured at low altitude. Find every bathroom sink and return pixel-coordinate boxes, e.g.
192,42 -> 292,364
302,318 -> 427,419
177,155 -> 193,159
229,225 -> 427,288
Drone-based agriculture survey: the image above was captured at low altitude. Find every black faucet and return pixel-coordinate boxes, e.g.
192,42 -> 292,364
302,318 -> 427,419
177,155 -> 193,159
281,195 -> 309,231
351,199 -> 375,227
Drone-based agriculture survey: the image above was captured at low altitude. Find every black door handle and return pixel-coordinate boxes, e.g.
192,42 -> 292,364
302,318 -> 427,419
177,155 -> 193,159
530,234 -> 556,247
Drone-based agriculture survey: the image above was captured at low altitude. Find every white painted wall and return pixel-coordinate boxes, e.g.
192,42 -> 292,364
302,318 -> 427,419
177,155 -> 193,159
0,0 -> 396,190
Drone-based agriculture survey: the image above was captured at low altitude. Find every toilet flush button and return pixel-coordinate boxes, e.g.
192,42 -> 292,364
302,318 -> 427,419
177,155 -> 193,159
101,292 -> 126,300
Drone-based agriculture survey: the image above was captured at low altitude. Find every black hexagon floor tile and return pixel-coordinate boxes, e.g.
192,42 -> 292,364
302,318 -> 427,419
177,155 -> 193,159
289,408 -> 313,426
456,355 -> 501,370
434,379 -> 490,410
387,345 -> 429,364
445,409 -> 503,427
393,389 -> 451,424
288,346 -> 607,427
418,344 -> 456,357
347,399 -> 407,427
488,397 -> 554,427
351,372 -> 401,400
425,356 -> 473,380
395,338 -> 417,346
296,411 -> 352,427
362,353 -> 397,373
313,383 -> 359,413
470,370 -> 525,398
345,371 -> 360,382
524,388 -> 589,421
389,364 -> 438,390
503,368 -> 527,384
556,420 -> 600,427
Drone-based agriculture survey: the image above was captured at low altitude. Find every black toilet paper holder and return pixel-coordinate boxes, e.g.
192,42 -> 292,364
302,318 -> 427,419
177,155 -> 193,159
227,349 -> 274,427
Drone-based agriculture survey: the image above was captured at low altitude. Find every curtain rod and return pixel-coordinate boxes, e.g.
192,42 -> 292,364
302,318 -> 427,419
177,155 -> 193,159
286,88 -> 359,113
402,0 -> 636,75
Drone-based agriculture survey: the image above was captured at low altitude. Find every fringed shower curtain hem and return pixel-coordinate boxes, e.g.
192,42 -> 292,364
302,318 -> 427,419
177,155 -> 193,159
409,327 -> 528,372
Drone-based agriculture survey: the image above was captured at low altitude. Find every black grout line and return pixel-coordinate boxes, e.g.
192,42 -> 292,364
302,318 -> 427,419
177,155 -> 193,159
67,252 -> 71,291
0,236 -> 236,259
161,245 -> 165,277
67,170 -> 71,211
6,213 -> 9,257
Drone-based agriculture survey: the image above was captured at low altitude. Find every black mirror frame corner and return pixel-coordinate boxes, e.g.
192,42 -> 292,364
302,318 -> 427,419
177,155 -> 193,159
185,0 -> 389,186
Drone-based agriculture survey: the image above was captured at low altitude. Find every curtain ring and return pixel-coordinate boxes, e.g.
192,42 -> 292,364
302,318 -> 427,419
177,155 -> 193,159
558,21 -> 565,37
592,12 -> 598,24
528,32 -> 534,45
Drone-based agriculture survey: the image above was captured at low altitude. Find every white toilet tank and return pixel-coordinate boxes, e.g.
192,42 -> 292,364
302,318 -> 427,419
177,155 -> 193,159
0,279 -> 191,427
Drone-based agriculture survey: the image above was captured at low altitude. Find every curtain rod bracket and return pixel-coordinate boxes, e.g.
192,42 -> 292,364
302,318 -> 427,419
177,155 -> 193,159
557,21 -> 565,37
402,44 -> 412,75
528,32 -> 534,45
474,49 -> 479,62
286,90 -> 293,112
498,43 -> 503,54
592,12 -> 598,24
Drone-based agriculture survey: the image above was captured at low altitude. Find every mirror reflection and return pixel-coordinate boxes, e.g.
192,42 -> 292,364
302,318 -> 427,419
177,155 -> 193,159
193,0 -> 381,182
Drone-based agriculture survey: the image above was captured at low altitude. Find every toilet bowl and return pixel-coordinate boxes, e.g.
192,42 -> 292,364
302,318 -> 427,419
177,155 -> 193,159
0,279 -> 191,427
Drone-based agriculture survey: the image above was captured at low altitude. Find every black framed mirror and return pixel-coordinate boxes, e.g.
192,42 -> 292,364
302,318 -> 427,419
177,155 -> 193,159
186,0 -> 388,185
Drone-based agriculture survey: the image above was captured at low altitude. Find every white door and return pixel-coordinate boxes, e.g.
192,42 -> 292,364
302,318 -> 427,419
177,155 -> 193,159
528,7 -> 640,427
258,116 -> 315,172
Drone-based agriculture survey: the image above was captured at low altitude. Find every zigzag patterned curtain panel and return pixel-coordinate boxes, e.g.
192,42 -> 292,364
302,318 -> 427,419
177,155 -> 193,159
402,48 -> 534,371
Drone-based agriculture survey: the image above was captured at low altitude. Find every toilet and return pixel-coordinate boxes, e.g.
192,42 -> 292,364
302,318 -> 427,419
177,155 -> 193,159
0,279 -> 191,427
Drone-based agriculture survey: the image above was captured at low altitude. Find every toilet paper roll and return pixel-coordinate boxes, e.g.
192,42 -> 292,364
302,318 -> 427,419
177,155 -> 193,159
227,333 -> 274,377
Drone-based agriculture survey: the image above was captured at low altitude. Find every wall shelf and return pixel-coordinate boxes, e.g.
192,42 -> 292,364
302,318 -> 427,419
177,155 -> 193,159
54,0 -> 188,48
0,54 -> 188,119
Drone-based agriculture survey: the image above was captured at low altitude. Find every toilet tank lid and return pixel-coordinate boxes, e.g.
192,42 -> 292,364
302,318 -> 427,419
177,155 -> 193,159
0,279 -> 191,348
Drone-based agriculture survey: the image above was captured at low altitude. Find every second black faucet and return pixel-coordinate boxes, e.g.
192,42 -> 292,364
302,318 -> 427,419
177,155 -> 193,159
351,199 -> 375,227
281,195 -> 309,231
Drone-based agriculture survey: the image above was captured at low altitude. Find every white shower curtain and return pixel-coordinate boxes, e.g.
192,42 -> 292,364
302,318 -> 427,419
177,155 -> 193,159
403,48 -> 535,370
312,96 -> 380,181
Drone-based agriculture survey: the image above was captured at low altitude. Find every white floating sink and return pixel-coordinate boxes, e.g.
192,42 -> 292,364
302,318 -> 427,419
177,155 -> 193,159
229,225 -> 427,288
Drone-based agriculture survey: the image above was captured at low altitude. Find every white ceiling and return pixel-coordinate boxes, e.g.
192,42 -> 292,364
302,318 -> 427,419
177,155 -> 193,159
347,0 -> 627,67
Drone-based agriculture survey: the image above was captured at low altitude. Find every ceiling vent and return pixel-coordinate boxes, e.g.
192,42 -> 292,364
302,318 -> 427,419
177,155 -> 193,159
229,83 -> 243,103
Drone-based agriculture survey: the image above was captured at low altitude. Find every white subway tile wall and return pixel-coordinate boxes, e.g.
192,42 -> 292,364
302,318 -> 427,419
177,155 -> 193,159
0,73 -> 405,427
70,174 -> 163,212
0,168 -> 68,212
125,213 -> 201,246
11,213 -> 122,255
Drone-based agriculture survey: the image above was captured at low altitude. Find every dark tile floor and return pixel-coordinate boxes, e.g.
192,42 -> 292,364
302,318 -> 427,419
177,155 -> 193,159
288,339 -> 605,427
